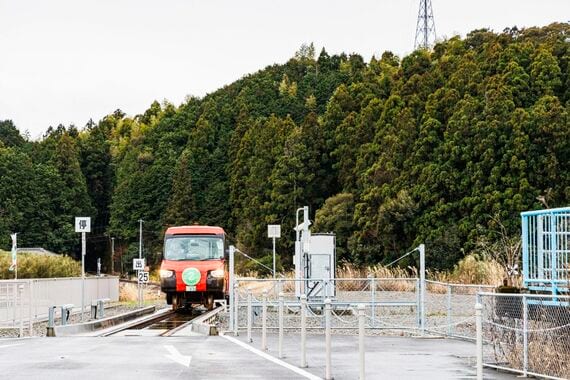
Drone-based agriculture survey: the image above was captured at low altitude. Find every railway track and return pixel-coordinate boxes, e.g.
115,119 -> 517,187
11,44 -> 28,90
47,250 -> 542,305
102,307 -> 203,337
101,309 -> 197,336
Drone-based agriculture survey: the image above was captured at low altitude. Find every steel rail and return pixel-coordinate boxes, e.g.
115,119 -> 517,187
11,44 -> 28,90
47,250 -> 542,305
99,309 -> 175,336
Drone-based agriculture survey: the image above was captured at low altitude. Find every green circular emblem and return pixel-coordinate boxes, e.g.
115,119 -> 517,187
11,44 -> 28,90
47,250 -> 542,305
182,268 -> 201,285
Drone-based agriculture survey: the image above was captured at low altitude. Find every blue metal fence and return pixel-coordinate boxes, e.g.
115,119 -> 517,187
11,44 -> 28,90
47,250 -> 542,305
521,207 -> 570,297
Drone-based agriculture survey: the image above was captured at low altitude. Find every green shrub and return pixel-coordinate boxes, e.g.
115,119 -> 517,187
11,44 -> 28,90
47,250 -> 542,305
0,250 -> 81,279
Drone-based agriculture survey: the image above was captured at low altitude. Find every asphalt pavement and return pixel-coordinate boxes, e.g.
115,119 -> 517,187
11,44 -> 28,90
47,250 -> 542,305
0,332 -> 518,379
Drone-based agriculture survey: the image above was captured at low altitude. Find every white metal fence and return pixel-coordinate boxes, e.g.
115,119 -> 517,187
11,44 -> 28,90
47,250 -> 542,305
232,277 -> 494,339
0,281 -> 27,336
478,292 -> 570,380
0,276 -> 119,336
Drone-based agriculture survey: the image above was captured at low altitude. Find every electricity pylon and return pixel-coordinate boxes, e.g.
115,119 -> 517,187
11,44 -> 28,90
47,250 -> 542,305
414,0 -> 436,50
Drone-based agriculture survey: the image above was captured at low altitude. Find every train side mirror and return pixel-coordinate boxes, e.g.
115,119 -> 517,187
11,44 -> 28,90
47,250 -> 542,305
224,248 -> 230,260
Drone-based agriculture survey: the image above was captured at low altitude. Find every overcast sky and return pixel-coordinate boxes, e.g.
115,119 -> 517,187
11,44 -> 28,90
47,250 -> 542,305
1,0 -> 568,138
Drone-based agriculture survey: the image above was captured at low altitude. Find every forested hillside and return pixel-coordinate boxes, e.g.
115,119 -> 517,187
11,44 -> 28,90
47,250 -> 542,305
1,24 -> 568,271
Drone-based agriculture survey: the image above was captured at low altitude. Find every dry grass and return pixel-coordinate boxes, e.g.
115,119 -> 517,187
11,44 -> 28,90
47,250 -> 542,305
238,254 -> 509,293
489,319 -> 570,378
119,281 -> 163,303
430,254 -> 505,286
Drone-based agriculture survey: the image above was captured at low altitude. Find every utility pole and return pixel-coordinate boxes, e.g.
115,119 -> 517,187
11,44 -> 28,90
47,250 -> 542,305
414,0 -> 436,50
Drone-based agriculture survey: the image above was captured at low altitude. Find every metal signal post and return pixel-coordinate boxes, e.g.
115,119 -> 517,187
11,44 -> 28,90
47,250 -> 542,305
81,231 -> 86,321
75,217 -> 91,322
138,219 -> 144,308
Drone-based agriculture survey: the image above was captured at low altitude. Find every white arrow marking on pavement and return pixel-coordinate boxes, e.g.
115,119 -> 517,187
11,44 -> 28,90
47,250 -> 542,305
164,345 -> 192,368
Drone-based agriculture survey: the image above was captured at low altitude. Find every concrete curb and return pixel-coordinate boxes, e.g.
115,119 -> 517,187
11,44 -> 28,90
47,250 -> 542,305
47,306 -> 156,337
191,306 -> 225,336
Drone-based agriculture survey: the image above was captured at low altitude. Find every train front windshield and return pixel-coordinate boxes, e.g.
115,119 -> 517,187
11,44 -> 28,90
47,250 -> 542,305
164,235 -> 224,261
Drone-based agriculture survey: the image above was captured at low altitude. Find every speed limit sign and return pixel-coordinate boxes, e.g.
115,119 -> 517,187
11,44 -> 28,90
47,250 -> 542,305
138,271 -> 149,284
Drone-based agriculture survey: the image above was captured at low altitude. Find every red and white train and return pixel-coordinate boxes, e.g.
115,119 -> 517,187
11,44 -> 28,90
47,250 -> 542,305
159,225 -> 228,310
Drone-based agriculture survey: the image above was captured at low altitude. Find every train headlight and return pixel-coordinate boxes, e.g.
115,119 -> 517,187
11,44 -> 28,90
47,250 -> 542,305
160,269 -> 175,278
210,268 -> 225,278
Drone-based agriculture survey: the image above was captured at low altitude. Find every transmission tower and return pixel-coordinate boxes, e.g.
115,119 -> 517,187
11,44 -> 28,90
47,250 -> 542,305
414,0 -> 436,50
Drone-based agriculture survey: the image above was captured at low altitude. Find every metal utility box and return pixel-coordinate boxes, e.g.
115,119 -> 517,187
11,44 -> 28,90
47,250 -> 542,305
294,232 -> 336,299
293,206 -> 336,299
522,207 -> 570,296
305,233 -> 336,299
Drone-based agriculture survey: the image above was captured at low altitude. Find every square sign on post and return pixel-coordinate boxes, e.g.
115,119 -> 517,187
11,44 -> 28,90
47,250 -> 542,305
138,271 -> 149,284
75,217 -> 91,233
133,258 -> 145,271
268,225 -> 281,238
268,225 -> 281,279
75,216 -> 90,323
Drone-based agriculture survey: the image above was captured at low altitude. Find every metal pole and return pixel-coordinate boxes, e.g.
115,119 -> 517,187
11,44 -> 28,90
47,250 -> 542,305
295,207 -> 303,297
419,244 -> 426,334
325,298 -> 332,380
447,284 -> 452,336
273,236 -> 276,279
28,280 -> 33,336
12,284 -> 17,322
14,233 -> 17,280
81,231 -> 86,321
416,278 -> 421,328
247,288 -> 253,343
278,292 -> 284,358
229,245 -> 235,331
138,219 -> 143,308
18,284 -> 24,337
358,304 -> 365,380
262,290 -> 268,351
300,294 -> 307,368
523,295 -> 528,377
48,306 -> 55,328
111,237 -> 115,274
423,0 -> 428,48
234,282 -> 239,336
475,302 -> 483,380
368,274 -> 375,328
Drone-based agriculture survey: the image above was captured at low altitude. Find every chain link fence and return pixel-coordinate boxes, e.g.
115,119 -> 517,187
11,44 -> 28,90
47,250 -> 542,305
233,277 -> 490,338
232,278 -> 570,379
479,292 -> 570,379
425,280 -> 495,339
